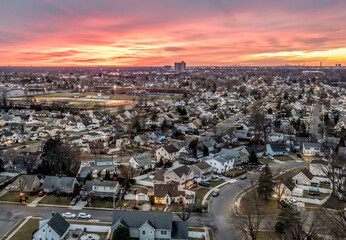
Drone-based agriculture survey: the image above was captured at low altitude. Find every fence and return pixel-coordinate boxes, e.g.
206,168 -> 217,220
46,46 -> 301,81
70,224 -> 110,232
296,185 -> 332,194
291,195 -> 330,205
189,231 -> 205,239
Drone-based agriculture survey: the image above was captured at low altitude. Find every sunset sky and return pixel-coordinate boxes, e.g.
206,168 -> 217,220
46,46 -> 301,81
1,0 -> 346,66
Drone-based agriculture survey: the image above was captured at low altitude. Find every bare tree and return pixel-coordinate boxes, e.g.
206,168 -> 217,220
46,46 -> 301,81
175,203 -> 192,221
233,179 -> 266,240
249,110 -> 272,146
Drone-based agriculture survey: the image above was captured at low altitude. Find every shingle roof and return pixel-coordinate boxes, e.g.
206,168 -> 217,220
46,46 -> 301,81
112,210 -> 173,230
163,145 -> 179,153
171,165 -> 191,178
310,160 -> 328,166
269,144 -> 287,152
303,142 -> 321,148
301,168 -> 314,180
43,176 -> 77,190
47,212 -> 70,237
283,180 -> 296,191
132,154 -> 154,167
195,162 -> 211,170
154,182 -> 185,198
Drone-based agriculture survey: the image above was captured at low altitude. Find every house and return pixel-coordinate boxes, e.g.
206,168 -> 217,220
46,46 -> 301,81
244,146 -> 265,157
42,176 -> 79,194
205,154 -> 234,174
84,179 -> 119,198
156,145 -> 179,162
266,143 -> 288,156
163,165 -> 194,189
152,169 -> 166,185
189,162 -> 212,183
309,160 -> 329,176
275,180 -> 303,198
153,182 -> 186,205
302,142 -> 321,156
268,133 -> 284,142
129,154 -> 155,170
134,134 -> 151,146
203,140 -> 214,152
33,212 -> 70,240
89,158 -> 116,177
292,168 -> 318,186
11,174 -> 40,192
150,131 -> 165,143
125,188 -> 149,202
110,210 -> 188,240
87,142 -> 108,154
219,148 -> 248,165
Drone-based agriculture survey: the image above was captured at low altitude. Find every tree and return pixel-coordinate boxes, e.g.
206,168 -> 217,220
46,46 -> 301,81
257,164 -> 275,200
249,110 -> 272,146
189,139 -> 198,158
118,165 -> 134,190
275,204 -> 300,235
0,157 -> 5,172
39,136 -> 80,176
149,195 -> 155,205
104,170 -> 111,180
203,145 -> 209,156
248,151 -> 258,164
175,203 -> 192,221
233,179 -> 266,240
151,111 -> 158,121
112,225 -> 130,240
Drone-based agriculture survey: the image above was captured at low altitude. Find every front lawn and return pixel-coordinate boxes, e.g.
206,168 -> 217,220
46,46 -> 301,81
9,218 -> 40,240
195,187 -> 210,204
258,158 -> 274,165
90,199 -> 114,208
0,192 -> 35,203
274,155 -> 294,161
39,195 -> 71,205
207,180 -> 225,187
240,189 -> 281,215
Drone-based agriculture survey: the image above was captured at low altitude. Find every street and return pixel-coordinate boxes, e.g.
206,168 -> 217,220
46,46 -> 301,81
0,162 -> 307,239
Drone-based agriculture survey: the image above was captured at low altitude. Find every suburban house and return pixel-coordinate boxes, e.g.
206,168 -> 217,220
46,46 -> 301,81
163,165 -> 195,189
292,169 -> 318,186
110,210 -> 188,240
156,145 -> 180,162
204,154 -> 235,174
42,176 -> 79,194
189,162 -> 212,183
33,212 -> 70,240
87,142 -> 108,154
84,179 -> 119,198
268,132 -> 284,142
129,154 -> 155,170
203,140 -> 214,152
275,180 -> 303,198
309,160 -> 329,176
11,174 -> 41,192
302,142 -> 321,156
153,182 -> 186,205
125,188 -> 149,202
266,143 -> 288,156
244,146 -> 265,157
219,148 -> 248,165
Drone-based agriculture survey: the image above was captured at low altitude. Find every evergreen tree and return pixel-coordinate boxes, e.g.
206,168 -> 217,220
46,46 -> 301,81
157,159 -> 164,168
203,145 -> 209,156
275,204 -> 301,235
248,151 -> 258,164
189,139 -> 198,158
257,164 -> 275,200
112,225 -> 130,240
0,157 -> 5,172
104,170 -> 111,180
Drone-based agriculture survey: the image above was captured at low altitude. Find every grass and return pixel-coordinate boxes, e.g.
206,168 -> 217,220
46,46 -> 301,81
1,218 -> 26,240
323,195 -> 345,210
240,189 -> 281,215
303,190 -> 329,200
319,182 -> 331,189
256,231 -> 281,240
39,195 -> 71,205
67,219 -> 112,226
258,158 -> 274,165
8,218 -> 40,240
0,192 -> 35,203
195,187 -> 210,204
150,204 -> 166,211
90,199 -> 114,208
274,155 -> 295,161
207,179 -> 225,187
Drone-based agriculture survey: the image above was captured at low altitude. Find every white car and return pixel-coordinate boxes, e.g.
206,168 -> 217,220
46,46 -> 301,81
288,198 -> 297,204
5,185 -> 11,190
216,175 -> 226,180
62,212 -> 76,218
78,213 -> 91,219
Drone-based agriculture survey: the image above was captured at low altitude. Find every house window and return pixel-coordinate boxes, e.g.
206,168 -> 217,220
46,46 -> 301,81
161,230 -> 168,235
49,229 -> 51,232
142,230 -> 146,235
43,229 -> 45,232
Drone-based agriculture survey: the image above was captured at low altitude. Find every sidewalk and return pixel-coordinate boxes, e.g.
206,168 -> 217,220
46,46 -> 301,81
202,179 -> 237,205
27,195 -> 46,207
71,200 -> 87,210
287,153 -> 303,162
0,189 -> 8,197
5,216 -> 32,240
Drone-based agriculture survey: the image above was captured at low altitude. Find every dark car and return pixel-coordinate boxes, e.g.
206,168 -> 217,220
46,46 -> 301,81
70,196 -> 80,206
212,190 -> 219,197
199,181 -> 211,187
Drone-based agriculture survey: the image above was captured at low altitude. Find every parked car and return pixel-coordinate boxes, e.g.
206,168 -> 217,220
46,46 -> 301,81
240,175 -> 247,180
212,190 -> 220,197
70,196 -> 80,206
78,213 -> 91,219
288,198 -> 297,204
62,212 -> 76,218
5,185 -> 11,190
216,175 -> 225,180
199,181 -> 211,187
38,191 -> 46,196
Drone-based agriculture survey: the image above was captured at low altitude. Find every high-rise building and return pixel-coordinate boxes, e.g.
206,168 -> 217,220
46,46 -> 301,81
174,61 -> 186,73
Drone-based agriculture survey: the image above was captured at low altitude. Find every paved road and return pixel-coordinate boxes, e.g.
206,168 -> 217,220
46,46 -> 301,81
0,162 -> 307,239
310,102 -> 322,140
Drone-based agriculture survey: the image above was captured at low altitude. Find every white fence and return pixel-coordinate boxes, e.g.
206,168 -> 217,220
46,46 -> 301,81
296,185 -> 332,194
70,224 -> 110,232
291,195 -> 330,205
189,231 -> 205,239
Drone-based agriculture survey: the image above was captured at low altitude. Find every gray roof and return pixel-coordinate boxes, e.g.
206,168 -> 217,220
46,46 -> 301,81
303,142 -> 321,148
112,210 -> 173,230
132,154 -> 154,167
47,213 -> 70,237
269,144 -> 287,152
13,175 -> 38,190
95,158 -> 114,166
43,176 -> 78,190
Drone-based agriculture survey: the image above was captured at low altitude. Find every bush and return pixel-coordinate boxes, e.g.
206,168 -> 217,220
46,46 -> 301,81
149,195 -> 155,205
275,221 -> 285,234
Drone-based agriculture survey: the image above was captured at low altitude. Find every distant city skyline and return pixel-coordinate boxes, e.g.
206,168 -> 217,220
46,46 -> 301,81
1,0 -> 346,66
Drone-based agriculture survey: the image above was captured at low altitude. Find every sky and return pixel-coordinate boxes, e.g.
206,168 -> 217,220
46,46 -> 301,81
1,0 -> 346,67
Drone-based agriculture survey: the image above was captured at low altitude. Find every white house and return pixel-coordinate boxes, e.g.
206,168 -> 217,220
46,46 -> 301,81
268,133 -> 284,142
302,142 -> 321,156
292,168 -> 318,186
33,212 -> 70,240
205,155 -> 234,174
84,179 -> 119,198
129,154 -> 155,170
156,145 -> 179,162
